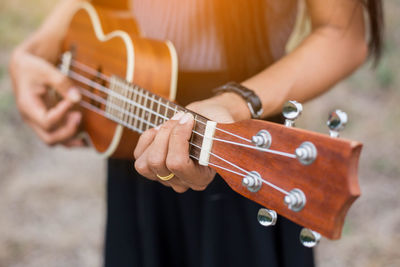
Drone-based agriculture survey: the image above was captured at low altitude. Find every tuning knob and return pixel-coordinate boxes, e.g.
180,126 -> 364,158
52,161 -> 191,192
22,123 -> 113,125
242,171 -> 262,192
257,208 -> 277,227
282,101 -> 303,127
327,110 -> 348,138
251,130 -> 272,148
299,228 -> 321,248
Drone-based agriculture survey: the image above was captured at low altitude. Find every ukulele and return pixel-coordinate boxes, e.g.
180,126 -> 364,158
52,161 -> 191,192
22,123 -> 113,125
59,2 -> 362,247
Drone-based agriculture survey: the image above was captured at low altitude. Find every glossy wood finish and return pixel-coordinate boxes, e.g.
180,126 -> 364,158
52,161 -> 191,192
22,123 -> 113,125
92,0 -> 130,10
62,3 -> 174,158
212,119 -> 362,239
62,2 -> 362,240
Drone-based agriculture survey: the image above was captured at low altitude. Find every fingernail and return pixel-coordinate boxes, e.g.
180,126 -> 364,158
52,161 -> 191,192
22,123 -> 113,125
67,88 -> 81,103
155,125 -> 161,130
179,113 -> 193,125
171,111 -> 184,121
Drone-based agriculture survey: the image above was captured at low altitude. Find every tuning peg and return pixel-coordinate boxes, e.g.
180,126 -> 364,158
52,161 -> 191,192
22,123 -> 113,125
295,141 -> 317,165
282,101 -> 303,127
299,228 -> 321,248
242,171 -> 262,192
257,208 -> 277,227
284,188 -> 306,212
327,110 -> 348,138
251,130 -> 272,148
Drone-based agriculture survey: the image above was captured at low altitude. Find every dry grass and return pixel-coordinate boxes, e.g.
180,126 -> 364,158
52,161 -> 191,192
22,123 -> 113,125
0,1 -> 399,266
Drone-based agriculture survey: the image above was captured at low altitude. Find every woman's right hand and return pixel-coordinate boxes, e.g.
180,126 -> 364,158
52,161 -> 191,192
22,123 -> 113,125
9,48 -> 84,147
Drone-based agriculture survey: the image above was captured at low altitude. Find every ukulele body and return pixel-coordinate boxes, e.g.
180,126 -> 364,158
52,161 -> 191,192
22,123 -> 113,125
63,2 -> 178,158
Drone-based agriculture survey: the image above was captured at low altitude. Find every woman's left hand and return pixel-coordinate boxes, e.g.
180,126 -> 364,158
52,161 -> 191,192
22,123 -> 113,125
133,96 -> 239,193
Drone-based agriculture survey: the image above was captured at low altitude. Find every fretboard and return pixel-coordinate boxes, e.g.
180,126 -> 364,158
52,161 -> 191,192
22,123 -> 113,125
98,75 -> 207,160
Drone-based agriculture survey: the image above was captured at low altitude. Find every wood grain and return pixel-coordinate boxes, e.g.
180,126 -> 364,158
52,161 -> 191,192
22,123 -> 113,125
212,119 -> 362,239
62,4 -> 174,158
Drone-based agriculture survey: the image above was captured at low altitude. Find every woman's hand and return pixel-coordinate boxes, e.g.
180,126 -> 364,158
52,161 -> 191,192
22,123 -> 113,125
133,96 -> 244,193
10,49 -> 84,147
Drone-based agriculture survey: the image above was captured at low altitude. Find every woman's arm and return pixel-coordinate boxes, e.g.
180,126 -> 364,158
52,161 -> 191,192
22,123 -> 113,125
203,0 -> 367,121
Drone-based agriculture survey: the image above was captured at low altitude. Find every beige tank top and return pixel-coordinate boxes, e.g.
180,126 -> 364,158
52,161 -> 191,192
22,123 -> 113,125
129,0 -> 298,103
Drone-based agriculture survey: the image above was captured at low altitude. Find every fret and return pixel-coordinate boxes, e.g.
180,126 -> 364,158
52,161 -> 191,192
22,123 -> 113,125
146,94 -> 155,130
133,87 -> 143,129
130,85 -> 137,125
164,101 -> 169,122
189,115 -> 207,159
158,97 -> 166,125
155,96 -> 162,126
190,114 -> 198,145
166,102 -> 175,119
128,85 -> 137,126
124,85 -> 131,124
121,83 -> 130,123
139,91 -> 149,132
116,79 -> 124,120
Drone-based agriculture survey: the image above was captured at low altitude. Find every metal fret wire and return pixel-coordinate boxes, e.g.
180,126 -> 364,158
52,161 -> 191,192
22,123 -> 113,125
68,59 -> 253,144
67,62 -> 297,159
80,98 -> 289,195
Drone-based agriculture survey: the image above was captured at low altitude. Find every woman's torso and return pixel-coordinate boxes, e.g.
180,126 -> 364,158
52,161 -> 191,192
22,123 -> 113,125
130,0 -> 298,104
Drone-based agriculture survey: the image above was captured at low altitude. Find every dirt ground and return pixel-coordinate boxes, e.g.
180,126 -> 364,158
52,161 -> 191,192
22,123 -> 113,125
1,1 -> 399,266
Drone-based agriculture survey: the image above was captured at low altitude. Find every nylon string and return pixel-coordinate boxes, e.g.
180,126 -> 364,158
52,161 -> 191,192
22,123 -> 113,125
64,60 -> 297,159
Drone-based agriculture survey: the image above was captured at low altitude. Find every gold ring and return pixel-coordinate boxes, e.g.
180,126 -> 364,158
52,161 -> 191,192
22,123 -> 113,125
156,173 -> 175,181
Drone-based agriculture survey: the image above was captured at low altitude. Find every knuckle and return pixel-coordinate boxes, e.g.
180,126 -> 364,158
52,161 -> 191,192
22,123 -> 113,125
134,159 -> 148,175
166,156 -> 185,173
133,147 -> 140,160
172,185 -> 188,194
170,127 -> 182,139
191,184 -> 207,191
40,120 -> 52,131
159,121 -> 175,132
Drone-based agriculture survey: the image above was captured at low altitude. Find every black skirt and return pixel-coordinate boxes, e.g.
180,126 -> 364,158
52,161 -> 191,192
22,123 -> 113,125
104,158 -> 314,267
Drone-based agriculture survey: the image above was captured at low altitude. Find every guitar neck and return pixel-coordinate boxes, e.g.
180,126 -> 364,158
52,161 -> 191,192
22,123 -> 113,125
106,75 -> 208,159
66,67 -> 208,160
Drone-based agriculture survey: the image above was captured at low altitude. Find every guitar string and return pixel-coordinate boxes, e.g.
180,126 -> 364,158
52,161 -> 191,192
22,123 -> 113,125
66,65 -> 297,159
68,59 -> 252,144
189,142 -> 290,195
79,86 -> 294,160
79,86 -> 158,130
79,97 -> 290,196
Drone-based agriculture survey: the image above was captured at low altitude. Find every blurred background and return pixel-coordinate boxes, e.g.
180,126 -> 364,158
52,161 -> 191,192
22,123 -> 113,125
0,0 -> 399,266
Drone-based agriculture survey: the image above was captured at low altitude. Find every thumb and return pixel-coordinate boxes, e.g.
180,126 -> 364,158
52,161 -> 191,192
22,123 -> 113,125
38,57 -> 81,103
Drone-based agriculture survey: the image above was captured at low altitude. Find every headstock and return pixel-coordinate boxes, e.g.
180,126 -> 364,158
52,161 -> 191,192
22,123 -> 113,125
208,101 -> 362,247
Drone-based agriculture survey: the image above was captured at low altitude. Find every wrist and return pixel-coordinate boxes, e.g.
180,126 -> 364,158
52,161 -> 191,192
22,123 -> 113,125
208,92 -> 252,122
212,82 -> 264,120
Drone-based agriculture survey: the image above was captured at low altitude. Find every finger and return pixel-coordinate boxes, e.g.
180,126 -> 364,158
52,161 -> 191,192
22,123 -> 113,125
44,99 -> 76,130
135,150 -> 189,193
62,137 -> 87,148
34,56 -> 81,102
17,83 -> 76,131
30,111 -> 82,146
135,149 -> 171,187
146,112 -> 184,176
166,113 -> 215,190
30,98 -> 74,131
133,127 -> 158,159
